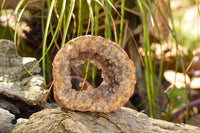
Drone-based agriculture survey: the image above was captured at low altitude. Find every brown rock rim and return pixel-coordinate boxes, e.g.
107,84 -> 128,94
53,35 -> 136,113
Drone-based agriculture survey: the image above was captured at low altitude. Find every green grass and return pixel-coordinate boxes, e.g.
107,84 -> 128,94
136,0 -> 156,118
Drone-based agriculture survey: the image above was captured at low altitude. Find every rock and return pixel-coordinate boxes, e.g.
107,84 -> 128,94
164,70 -> 190,89
150,42 -> 188,61
11,107 -> 200,133
190,77 -> 200,89
0,39 -> 40,82
0,107 -> 15,132
188,114 -> 200,128
15,118 -> 29,126
41,102 -> 61,109
0,96 -> 20,115
0,75 -> 45,105
0,39 -> 46,105
53,35 -> 136,113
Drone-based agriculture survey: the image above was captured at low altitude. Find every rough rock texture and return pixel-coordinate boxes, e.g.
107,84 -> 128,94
188,114 -> 200,128
0,39 -> 46,105
53,35 -> 136,113
0,107 -> 15,132
15,118 -> 29,126
0,96 -> 20,115
11,107 -> 200,133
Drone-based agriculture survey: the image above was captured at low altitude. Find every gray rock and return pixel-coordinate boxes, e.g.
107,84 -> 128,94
11,107 -> 200,133
0,97 -> 20,114
16,118 -> 29,126
0,107 -> 15,132
0,39 -> 40,82
41,102 -> 61,109
0,39 -> 46,105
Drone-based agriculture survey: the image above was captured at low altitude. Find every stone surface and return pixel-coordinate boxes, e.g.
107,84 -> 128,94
0,107 -> 15,132
0,39 -> 46,105
188,114 -> 200,128
164,70 -> 190,89
11,107 -> 200,133
190,77 -> 200,89
15,118 -> 29,126
0,96 -> 20,115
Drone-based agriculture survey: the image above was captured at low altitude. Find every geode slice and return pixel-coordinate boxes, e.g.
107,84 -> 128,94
53,35 -> 136,113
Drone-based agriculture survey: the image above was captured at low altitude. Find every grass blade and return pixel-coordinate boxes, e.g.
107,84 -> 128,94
86,0 -> 95,87
61,0 -> 75,48
1,0 -> 6,9
29,0 -> 67,74
78,0 -> 83,36
95,1 -> 99,35
13,0 -> 26,55
77,0 -> 86,78
119,0 -> 125,47
136,0 -> 154,118
104,0 -> 113,39
42,0 -> 56,87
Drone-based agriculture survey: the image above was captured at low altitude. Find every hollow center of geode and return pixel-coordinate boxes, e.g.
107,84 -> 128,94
70,62 -> 103,91
68,51 -> 122,95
